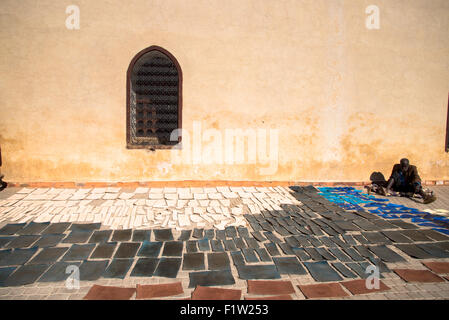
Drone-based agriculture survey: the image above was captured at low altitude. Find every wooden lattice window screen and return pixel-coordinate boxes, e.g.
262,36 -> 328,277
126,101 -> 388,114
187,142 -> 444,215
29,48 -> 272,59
127,46 -> 182,149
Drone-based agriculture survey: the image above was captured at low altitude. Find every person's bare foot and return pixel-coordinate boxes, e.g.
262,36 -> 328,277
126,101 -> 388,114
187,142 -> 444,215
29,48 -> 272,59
423,193 -> 436,204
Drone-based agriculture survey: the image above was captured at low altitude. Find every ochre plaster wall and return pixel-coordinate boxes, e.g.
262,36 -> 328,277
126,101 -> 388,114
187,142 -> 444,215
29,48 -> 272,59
0,0 -> 448,182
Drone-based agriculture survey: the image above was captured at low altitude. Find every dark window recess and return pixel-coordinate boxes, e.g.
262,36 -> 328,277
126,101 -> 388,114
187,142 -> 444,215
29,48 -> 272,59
127,46 -> 182,149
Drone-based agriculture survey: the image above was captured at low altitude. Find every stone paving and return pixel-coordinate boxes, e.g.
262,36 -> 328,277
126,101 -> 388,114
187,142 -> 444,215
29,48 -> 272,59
0,187 -> 295,230
0,185 -> 449,300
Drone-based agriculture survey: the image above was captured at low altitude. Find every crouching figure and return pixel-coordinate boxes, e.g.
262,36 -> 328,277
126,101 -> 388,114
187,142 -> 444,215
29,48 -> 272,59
366,158 -> 436,204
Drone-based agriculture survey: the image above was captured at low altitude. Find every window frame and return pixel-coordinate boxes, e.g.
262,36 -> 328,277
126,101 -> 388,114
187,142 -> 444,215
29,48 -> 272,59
126,45 -> 182,149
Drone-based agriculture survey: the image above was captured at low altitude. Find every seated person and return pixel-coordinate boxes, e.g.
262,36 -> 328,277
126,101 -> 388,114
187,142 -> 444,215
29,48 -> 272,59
368,158 -> 436,204
0,146 -> 6,191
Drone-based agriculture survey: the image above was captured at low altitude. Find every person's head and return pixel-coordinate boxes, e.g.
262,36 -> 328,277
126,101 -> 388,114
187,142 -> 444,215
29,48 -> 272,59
400,158 -> 410,172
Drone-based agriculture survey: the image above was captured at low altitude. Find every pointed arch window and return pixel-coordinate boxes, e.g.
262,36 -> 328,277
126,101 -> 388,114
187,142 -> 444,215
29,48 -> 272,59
127,46 -> 182,149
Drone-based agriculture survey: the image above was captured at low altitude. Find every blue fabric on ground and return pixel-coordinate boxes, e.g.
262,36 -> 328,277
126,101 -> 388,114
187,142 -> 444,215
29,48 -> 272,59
419,222 -> 442,228
317,187 -> 449,234
433,228 -> 449,235
411,218 -> 427,223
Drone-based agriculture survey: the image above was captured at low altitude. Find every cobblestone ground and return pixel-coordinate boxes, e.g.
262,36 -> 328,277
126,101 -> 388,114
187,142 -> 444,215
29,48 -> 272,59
0,186 -> 448,300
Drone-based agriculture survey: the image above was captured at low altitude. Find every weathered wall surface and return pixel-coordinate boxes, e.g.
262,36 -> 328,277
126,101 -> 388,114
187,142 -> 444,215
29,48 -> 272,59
0,0 -> 448,182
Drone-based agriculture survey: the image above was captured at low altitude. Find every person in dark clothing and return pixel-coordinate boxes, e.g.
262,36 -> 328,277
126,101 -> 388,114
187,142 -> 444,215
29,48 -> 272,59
381,158 -> 436,204
0,146 -> 6,191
